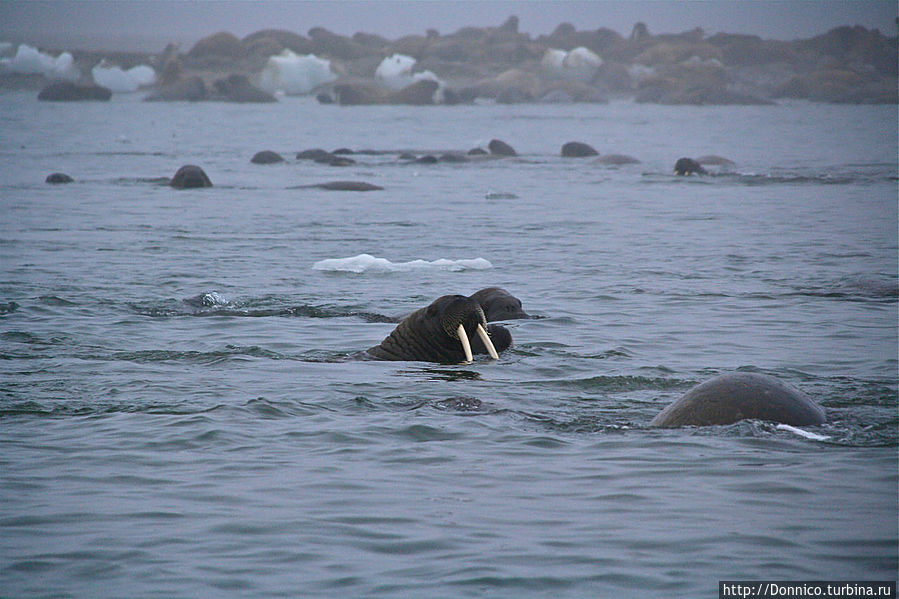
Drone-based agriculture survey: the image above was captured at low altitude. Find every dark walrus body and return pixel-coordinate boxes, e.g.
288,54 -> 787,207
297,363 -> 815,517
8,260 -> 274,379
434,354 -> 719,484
650,372 -> 826,427
170,165 -> 212,189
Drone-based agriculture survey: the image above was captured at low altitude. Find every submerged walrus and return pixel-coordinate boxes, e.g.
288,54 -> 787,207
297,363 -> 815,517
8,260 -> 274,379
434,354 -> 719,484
367,295 -> 503,363
650,372 -> 826,427
469,287 -> 529,321
170,164 -> 212,189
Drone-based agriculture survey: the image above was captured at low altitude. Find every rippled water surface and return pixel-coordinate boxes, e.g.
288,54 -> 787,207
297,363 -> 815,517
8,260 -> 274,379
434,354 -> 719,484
1,93 -> 897,597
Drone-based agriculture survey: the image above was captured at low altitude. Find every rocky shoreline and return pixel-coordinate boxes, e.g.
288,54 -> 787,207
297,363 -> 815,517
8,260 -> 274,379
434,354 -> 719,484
3,16 -> 896,105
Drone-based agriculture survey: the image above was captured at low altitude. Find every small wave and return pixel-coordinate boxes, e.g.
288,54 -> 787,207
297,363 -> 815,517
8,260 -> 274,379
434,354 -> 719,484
0,301 -> 19,314
111,345 -> 285,364
312,253 -> 492,273
788,275 -> 898,301
130,295 -> 396,322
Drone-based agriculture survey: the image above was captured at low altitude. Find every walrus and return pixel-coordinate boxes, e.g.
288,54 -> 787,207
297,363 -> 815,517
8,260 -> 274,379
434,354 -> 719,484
469,287 -> 529,321
561,141 -> 599,157
367,295 -> 501,363
488,139 -> 517,157
45,173 -> 74,184
251,150 -> 284,164
170,164 -> 212,189
673,157 -> 707,176
650,372 -> 826,427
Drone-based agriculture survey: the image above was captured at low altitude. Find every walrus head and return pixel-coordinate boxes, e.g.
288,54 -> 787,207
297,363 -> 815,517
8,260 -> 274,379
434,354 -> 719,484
368,295 -> 499,363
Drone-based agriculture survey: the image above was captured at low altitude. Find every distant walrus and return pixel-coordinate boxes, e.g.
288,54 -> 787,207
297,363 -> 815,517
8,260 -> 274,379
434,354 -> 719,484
170,165 -> 212,189
561,141 -> 599,157
650,372 -> 826,427
45,173 -> 74,184
251,150 -> 284,164
673,157 -> 707,176
488,139 -> 517,157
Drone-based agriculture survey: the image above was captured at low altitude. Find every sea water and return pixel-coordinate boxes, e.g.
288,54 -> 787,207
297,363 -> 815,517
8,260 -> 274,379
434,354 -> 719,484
1,92 -> 896,597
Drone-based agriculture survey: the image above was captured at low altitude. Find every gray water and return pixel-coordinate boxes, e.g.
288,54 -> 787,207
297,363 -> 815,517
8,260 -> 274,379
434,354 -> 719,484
1,93 -> 897,598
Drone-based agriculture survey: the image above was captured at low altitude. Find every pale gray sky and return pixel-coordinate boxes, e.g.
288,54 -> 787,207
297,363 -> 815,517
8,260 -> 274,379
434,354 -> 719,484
1,0 -> 896,51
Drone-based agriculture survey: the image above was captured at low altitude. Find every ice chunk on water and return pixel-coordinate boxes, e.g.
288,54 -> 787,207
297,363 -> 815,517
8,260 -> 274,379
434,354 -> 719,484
312,253 -> 492,273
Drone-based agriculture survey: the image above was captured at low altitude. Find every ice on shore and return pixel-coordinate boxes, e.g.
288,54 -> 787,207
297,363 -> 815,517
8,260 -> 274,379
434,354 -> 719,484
91,60 -> 156,92
375,54 -> 441,90
0,44 -> 80,80
312,253 -> 492,274
542,46 -> 602,82
258,50 -> 336,96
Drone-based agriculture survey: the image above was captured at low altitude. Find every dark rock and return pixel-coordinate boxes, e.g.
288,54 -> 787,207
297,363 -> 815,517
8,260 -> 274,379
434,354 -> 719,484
673,157 -> 707,176
561,141 -> 599,157
332,148 -> 355,155
212,74 -> 276,103
45,172 -> 74,184
316,92 -> 334,104
38,81 -> 112,101
389,79 -> 439,105
333,83 -> 385,105
488,139 -> 517,156
251,150 -> 284,164
170,165 -> 212,189
145,76 -> 206,102
467,148 -> 488,156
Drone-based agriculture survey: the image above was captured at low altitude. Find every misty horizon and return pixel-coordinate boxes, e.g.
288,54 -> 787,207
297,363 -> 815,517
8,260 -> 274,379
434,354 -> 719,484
1,0 -> 896,52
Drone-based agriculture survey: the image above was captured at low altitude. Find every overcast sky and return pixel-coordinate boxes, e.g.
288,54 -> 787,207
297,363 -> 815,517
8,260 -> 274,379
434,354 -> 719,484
1,0 -> 896,51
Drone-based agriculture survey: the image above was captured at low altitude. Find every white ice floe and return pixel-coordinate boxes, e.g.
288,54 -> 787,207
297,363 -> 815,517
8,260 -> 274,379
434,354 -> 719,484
374,54 -> 442,91
0,44 -> 80,80
258,50 -> 336,96
776,424 -> 830,441
91,60 -> 156,92
312,253 -> 492,274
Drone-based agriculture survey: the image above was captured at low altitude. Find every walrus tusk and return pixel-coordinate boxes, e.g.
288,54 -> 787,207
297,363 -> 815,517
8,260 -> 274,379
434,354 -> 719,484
476,324 -> 499,360
456,324 -> 473,362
